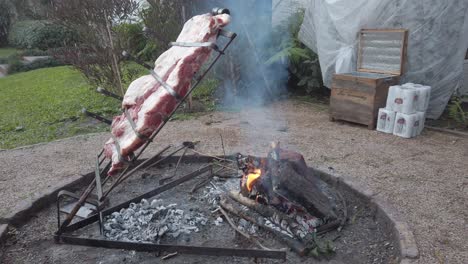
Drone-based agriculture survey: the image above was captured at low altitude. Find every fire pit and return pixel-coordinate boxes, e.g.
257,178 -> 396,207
1,144 -> 400,263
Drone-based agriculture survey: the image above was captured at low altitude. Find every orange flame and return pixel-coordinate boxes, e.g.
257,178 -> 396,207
246,169 -> 262,192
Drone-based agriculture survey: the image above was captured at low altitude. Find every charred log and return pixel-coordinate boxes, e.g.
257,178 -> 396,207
237,143 -> 337,220
271,161 -> 336,220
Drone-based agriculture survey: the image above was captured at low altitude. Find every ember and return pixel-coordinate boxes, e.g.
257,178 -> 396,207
245,168 -> 261,192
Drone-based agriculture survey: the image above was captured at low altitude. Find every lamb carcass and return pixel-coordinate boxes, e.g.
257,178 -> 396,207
103,13 -> 231,175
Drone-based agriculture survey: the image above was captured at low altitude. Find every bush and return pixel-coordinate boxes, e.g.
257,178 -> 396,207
115,22 -> 159,62
448,96 -> 468,128
8,57 -> 64,74
266,9 -> 324,95
19,49 -> 50,56
8,20 -> 78,50
115,23 -> 146,55
0,49 -> 50,64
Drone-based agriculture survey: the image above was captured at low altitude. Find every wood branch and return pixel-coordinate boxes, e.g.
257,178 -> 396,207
220,197 -> 308,256
228,191 -> 296,228
218,206 -> 272,251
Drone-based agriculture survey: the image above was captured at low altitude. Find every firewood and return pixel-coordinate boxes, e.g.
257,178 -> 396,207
218,206 -> 272,251
238,147 -> 337,220
228,190 -> 296,228
269,161 -> 337,219
220,197 -> 308,256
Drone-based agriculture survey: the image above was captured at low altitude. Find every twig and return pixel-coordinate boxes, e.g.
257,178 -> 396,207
335,190 -> 347,231
217,174 -> 242,179
161,252 -> 178,260
190,176 -> 213,194
159,147 -> 189,185
189,149 -> 235,163
190,167 -> 224,194
219,206 -> 272,251
173,147 -> 188,176
213,162 -> 238,173
220,133 -> 226,161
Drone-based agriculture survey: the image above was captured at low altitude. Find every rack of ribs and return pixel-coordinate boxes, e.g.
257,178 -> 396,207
103,13 -> 231,175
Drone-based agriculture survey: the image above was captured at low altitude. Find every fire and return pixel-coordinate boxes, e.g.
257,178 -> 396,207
246,168 -> 262,192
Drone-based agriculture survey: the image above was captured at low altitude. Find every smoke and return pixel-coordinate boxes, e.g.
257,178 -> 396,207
197,0 -> 291,108
193,0 -> 297,151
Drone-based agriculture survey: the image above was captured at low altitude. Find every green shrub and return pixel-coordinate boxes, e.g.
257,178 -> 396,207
19,49 -> 49,56
448,96 -> 468,128
115,22 -> 159,61
0,49 -> 50,64
120,61 -> 148,88
8,58 -> 64,74
266,9 -> 324,95
115,23 -> 146,55
8,20 -> 78,50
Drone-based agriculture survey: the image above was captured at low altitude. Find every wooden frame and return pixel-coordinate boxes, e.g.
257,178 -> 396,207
357,29 -> 408,76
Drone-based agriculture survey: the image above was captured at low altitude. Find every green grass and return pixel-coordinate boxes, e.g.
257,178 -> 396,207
0,47 -> 18,58
0,66 -> 120,149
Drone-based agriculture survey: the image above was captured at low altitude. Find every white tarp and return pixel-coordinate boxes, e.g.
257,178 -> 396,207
272,0 -> 308,27
298,0 -> 468,119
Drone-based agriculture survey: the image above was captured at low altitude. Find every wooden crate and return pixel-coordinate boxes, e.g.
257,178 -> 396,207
330,29 -> 408,129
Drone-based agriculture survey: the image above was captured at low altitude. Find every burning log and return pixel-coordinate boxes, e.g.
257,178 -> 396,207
237,143 -> 337,220
228,191 -> 296,230
220,197 -> 308,256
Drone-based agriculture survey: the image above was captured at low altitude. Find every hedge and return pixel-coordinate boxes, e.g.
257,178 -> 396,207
8,20 -> 78,50
8,58 -> 64,74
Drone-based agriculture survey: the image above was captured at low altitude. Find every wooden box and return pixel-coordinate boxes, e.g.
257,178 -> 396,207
330,29 -> 408,129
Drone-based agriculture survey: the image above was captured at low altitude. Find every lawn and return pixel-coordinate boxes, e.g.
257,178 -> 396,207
0,66 -> 120,149
0,47 -> 18,58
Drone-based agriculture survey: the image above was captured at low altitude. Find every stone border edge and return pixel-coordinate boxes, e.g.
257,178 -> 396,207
0,172 -> 95,247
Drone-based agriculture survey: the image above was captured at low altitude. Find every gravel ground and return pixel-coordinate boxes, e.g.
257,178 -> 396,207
0,100 -> 467,263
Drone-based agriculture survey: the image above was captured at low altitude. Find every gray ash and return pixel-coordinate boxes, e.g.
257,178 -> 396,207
103,198 -> 208,243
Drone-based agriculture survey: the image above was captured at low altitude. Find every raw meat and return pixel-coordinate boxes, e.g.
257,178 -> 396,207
104,13 -> 231,175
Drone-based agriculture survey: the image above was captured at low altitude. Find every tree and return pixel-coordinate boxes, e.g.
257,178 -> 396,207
49,0 -> 139,96
0,0 -> 14,46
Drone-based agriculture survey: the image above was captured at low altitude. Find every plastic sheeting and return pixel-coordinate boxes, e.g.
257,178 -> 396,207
272,0 -> 308,27
298,0 -> 468,119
